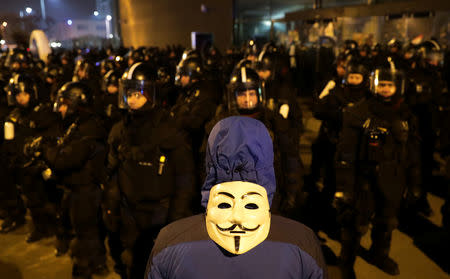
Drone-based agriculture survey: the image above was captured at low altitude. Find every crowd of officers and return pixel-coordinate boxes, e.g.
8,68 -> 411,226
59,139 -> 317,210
0,37 -> 448,279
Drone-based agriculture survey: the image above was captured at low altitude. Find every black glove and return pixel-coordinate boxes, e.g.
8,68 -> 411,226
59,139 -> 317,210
23,136 -> 43,158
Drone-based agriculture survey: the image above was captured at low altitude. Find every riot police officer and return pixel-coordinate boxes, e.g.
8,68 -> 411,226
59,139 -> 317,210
171,56 -> 218,165
307,61 -> 370,233
43,82 -> 107,279
104,62 -> 196,278
98,69 -> 123,133
406,40 -> 448,216
203,66 -> 303,217
335,66 -> 421,278
3,73 -> 60,241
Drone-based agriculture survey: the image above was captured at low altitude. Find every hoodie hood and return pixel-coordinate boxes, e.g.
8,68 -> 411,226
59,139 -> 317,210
201,116 -> 276,208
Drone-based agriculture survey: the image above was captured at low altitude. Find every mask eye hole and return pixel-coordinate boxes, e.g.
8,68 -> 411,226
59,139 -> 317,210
218,203 -> 231,209
245,203 -> 259,210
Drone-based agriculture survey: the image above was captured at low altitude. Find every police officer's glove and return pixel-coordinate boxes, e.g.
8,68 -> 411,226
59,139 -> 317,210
333,192 -> 355,225
23,136 -> 43,158
332,192 -> 354,211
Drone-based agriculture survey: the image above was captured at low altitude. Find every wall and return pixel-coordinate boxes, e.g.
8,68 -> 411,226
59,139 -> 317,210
119,0 -> 233,50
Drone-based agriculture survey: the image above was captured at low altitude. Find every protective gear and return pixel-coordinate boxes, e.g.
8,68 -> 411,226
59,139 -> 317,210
73,60 -> 95,81
6,73 -> 38,106
370,64 -> 406,101
118,62 -> 158,109
227,66 -> 265,115
44,66 -> 62,81
127,48 -> 145,66
53,81 -> 92,116
99,59 -> 115,76
256,51 -> 276,80
102,70 -> 121,91
343,62 -> 369,89
205,181 -> 271,255
419,40 -> 444,68
174,57 -> 203,87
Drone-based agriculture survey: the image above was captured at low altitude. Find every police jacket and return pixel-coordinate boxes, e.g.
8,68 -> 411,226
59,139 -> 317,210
335,96 -> 421,197
107,103 -> 196,223
313,85 -> 369,144
43,113 -> 107,188
3,103 -> 58,167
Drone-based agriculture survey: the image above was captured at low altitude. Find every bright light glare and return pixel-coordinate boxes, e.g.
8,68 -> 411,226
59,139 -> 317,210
2,22 -> 7,27
0,40 -> 5,45
94,11 -> 99,16
67,19 -> 72,25
106,15 -> 112,21
108,34 -> 113,39
26,7 -> 32,14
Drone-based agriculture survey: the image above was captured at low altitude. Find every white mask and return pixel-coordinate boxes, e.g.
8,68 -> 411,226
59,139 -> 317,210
205,181 -> 271,254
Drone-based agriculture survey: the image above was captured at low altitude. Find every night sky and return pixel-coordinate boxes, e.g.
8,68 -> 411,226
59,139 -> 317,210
1,0 -> 97,22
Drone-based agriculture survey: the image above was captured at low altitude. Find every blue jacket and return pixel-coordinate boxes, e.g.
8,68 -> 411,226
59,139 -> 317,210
145,117 -> 327,279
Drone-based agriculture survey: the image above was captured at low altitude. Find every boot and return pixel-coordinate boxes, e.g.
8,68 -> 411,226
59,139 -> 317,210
26,229 -> 53,243
72,260 -> 92,279
0,215 -> 25,233
368,226 -> 400,275
55,237 -> 71,257
339,229 -> 360,279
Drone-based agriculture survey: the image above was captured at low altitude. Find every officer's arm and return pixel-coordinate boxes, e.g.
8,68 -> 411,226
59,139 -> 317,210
182,93 -> 216,131
168,138 -> 196,222
106,123 -> 121,174
44,138 -> 93,171
335,110 -> 360,195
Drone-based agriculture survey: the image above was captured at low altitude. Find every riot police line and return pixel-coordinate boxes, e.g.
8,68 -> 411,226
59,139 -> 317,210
0,37 -> 448,279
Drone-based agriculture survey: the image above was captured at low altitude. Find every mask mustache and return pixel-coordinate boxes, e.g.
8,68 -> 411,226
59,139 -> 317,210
216,224 -> 260,232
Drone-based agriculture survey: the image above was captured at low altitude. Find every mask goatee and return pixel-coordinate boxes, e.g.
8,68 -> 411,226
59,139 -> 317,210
234,236 -> 240,253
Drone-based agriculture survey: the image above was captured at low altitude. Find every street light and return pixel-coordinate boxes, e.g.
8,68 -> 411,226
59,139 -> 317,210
106,15 -> 112,21
26,7 -> 32,14
94,11 -> 99,16
67,19 -> 72,26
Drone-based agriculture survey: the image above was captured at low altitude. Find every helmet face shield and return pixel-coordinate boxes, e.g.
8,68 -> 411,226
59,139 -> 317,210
370,69 -> 405,97
228,67 -> 265,114
118,79 -> 156,110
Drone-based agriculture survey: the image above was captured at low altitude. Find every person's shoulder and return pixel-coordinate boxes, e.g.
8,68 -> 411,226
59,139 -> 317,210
152,214 -> 209,256
269,215 -> 317,244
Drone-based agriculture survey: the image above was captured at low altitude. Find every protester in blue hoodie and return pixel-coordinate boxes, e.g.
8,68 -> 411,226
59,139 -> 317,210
145,116 -> 326,279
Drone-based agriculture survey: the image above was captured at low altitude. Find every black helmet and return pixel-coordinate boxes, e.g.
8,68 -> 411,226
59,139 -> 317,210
6,73 -> 38,106
418,40 -> 443,68
234,59 -> 255,72
387,39 -> 402,52
157,67 -> 172,85
44,66 -> 62,81
370,58 -> 406,100
54,82 -> 92,116
255,51 -> 276,80
99,59 -> 115,76
344,62 -> 369,89
174,57 -> 203,86
119,62 -> 158,109
127,48 -> 145,66
73,60 -> 95,81
227,66 -> 265,115
102,70 -> 121,91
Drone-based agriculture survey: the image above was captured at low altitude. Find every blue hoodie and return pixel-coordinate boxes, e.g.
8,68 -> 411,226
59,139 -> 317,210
201,116 -> 276,207
145,116 -> 327,279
